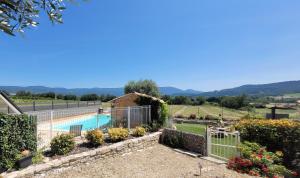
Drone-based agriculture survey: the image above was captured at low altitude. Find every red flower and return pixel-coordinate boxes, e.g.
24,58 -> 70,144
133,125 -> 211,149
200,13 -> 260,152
262,167 -> 269,173
292,171 -> 298,177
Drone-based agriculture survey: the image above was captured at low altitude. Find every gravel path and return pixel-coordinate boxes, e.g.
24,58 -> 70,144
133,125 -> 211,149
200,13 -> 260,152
34,144 -> 251,178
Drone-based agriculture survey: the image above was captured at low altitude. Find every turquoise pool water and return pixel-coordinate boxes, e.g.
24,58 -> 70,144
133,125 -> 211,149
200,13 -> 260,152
54,114 -> 111,131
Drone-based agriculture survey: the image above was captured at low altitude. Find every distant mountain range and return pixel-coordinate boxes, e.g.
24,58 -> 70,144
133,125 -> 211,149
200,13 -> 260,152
0,86 -> 203,96
1,80 -> 300,97
199,80 -> 300,97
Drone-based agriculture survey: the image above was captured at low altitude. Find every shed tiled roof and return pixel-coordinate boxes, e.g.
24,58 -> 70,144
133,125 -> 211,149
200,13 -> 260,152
109,92 -> 165,103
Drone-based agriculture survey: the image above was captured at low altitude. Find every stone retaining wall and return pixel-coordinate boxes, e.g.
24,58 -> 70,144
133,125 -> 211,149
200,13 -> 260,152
2,132 -> 161,178
160,128 -> 206,156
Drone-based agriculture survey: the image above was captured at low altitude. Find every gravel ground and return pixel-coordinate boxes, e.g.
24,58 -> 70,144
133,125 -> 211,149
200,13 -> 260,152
34,144 -> 251,178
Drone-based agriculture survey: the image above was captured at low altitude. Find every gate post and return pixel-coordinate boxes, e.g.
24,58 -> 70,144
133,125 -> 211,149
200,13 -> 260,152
50,111 -> 53,140
206,127 -> 211,156
127,107 -> 131,129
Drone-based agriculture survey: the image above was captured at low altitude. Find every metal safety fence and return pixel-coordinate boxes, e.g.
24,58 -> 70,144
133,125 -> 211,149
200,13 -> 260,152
111,105 -> 151,129
27,105 -> 151,148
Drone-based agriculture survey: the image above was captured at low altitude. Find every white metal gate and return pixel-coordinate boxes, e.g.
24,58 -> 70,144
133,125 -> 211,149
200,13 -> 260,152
207,128 -> 240,161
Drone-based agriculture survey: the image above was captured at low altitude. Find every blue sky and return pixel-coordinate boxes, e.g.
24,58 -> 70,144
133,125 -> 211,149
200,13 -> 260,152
1,0 -> 300,91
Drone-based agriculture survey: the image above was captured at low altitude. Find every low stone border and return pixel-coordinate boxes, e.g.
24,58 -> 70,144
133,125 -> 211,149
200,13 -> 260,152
1,132 -> 161,178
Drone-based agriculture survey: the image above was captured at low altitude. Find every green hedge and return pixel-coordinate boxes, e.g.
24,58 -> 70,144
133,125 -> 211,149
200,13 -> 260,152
0,113 -> 37,169
235,119 -> 300,171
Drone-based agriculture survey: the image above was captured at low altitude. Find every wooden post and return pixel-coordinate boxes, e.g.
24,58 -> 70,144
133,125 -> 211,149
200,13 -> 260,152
271,107 -> 276,119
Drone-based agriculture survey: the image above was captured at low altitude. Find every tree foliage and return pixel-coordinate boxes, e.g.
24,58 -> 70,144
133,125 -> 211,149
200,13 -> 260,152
220,95 -> 248,109
124,79 -> 160,97
80,94 -> 98,101
0,0 -> 66,36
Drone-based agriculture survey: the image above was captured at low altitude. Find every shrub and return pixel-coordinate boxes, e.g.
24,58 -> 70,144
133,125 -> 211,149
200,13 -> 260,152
132,126 -> 146,137
32,149 -> 44,164
228,141 -> 297,177
50,134 -> 75,155
85,129 -> 104,147
159,103 -> 169,126
235,119 -> 300,170
204,115 -> 219,120
0,114 -> 37,169
175,114 -> 185,118
108,128 -> 129,142
189,114 -> 197,120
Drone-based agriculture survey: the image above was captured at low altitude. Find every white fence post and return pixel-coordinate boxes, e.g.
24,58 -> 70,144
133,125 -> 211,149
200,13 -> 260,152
127,107 -> 131,129
149,105 -> 151,124
50,110 -> 53,140
207,128 -> 211,156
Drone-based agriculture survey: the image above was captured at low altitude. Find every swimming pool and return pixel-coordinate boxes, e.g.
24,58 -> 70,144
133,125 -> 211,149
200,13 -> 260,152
54,114 -> 111,131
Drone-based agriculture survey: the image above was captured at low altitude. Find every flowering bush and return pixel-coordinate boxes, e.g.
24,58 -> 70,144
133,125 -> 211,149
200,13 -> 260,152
227,142 -> 298,178
108,128 -> 129,142
235,119 -> 300,170
132,126 -> 146,137
85,129 -> 104,146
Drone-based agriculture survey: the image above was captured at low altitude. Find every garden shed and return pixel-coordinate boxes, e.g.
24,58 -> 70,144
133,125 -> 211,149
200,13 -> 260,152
109,92 -> 168,128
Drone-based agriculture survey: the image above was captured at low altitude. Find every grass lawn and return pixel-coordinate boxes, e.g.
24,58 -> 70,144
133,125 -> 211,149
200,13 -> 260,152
175,123 -> 207,135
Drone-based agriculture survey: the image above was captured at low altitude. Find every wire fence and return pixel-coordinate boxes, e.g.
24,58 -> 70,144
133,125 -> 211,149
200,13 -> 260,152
6,100 -> 102,113
111,105 -> 151,129
26,105 -> 151,148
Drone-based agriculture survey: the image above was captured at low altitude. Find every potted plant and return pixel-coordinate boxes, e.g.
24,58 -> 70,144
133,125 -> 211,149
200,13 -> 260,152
0,166 -> 7,174
16,150 -> 33,169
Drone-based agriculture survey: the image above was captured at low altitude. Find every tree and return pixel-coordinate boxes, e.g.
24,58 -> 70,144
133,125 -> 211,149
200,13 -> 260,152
0,0 -> 66,36
195,96 -> 206,105
220,95 -> 248,109
38,92 -> 55,99
207,97 -> 221,104
171,96 -> 191,105
99,94 -> 116,102
64,94 -> 77,100
124,80 -> 160,97
161,95 -> 171,104
80,94 -> 98,101
56,94 -> 64,100
16,90 -> 32,97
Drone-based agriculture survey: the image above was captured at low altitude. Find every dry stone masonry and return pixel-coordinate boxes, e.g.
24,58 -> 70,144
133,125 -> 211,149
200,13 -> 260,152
2,132 -> 161,178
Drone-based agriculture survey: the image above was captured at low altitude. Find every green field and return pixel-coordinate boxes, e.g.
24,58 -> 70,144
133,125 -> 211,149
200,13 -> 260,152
169,104 -> 247,120
175,123 -> 206,135
283,93 -> 300,98
169,104 -> 300,120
